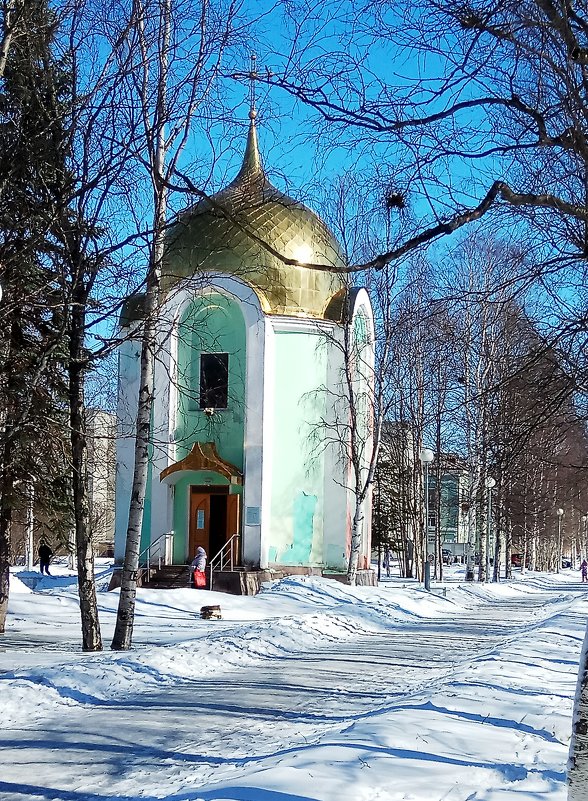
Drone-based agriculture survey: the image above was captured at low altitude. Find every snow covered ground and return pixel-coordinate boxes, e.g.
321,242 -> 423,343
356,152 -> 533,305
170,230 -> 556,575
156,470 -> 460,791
1,563 -> 587,801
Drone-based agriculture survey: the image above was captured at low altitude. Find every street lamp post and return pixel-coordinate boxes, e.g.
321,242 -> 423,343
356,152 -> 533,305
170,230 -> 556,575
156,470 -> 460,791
25,481 -> 35,571
420,447 -> 434,591
556,507 -> 564,573
485,476 -> 496,582
464,497 -> 475,582
582,515 -> 588,564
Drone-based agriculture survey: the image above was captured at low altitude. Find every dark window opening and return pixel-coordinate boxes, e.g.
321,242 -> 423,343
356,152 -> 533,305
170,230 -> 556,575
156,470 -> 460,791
200,353 -> 229,409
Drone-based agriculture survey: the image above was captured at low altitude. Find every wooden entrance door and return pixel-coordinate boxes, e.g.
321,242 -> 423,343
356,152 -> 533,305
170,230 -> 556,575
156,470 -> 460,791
189,486 -> 240,562
189,491 -> 211,557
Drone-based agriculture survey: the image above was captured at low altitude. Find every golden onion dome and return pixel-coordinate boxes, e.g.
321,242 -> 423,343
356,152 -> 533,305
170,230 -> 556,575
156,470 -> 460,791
161,121 -> 346,318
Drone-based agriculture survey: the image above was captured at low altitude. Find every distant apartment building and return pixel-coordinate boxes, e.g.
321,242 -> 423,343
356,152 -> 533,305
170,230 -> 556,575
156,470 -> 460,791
426,454 -> 469,558
373,426 -> 469,562
373,422 -> 416,558
86,409 -> 116,556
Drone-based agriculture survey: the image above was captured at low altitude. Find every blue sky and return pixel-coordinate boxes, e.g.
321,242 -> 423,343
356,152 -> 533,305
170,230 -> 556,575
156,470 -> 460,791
79,0 -> 580,355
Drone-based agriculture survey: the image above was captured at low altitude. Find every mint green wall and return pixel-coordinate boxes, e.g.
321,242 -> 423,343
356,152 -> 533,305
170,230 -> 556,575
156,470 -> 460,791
175,293 -> 246,468
173,294 -> 246,560
270,330 -> 329,567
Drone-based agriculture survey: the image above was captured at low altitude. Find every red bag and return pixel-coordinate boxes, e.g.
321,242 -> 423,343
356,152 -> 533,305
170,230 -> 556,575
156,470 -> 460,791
193,569 -> 206,588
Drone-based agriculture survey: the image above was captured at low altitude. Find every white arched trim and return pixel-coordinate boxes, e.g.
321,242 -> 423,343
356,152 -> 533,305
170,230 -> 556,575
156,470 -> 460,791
149,273 -> 267,566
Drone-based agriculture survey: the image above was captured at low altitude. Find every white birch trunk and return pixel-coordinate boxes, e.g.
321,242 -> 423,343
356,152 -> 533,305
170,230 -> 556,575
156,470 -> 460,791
111,0 -> 170,650
0,0 -> 23,80
347,506 -> 364,586
111,209 -> 165,651
569,622 -> 588,801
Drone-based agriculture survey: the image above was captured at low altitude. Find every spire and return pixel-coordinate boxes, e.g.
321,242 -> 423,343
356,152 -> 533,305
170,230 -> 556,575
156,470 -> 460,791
232,54 -> 264,185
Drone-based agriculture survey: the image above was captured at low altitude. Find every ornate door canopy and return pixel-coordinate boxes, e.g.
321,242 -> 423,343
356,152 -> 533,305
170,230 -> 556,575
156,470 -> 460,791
160,442 -> 243,485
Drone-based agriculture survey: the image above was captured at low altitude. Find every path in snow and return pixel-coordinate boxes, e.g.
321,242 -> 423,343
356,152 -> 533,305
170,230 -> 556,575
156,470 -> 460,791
0,581 -> 586,801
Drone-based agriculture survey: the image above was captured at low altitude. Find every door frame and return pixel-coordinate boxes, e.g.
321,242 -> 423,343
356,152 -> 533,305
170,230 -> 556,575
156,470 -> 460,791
188,484 -> 241,564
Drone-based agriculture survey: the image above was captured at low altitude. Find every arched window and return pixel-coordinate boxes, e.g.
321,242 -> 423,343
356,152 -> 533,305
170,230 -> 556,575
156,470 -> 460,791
199,353 -> 229,409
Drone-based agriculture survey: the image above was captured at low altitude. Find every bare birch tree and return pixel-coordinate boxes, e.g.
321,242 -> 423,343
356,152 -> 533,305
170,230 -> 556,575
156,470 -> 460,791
111,0 -> 244,649
0,0 -> 25,79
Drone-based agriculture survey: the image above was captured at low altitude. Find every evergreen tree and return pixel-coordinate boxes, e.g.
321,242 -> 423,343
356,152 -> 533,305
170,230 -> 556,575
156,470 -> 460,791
0,0 -> 102,647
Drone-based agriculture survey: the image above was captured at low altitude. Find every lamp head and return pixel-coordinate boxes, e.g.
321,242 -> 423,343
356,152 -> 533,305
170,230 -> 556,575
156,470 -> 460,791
419,447 -> 434,464
485,476 -> 496,488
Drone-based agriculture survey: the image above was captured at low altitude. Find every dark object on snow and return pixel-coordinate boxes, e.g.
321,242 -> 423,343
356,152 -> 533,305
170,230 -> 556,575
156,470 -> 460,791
200,605 -> 222,620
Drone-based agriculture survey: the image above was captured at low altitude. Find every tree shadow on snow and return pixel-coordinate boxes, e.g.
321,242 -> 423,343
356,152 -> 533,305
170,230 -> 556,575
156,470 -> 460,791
0,780 -> 316,801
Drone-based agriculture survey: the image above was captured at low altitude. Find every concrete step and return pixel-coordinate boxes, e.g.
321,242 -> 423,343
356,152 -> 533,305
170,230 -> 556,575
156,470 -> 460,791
144,564 -> 249,593
145,565 -> 246,591
144,565 -> 192,589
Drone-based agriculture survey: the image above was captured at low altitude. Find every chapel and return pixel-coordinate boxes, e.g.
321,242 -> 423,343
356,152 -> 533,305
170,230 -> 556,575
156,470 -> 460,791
114,107 -> 375,592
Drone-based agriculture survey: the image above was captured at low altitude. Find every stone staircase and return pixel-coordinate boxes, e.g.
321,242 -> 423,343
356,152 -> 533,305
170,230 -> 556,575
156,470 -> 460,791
143,564 -> 193,589
142,564 -> 253,594
143,564 -> 246,593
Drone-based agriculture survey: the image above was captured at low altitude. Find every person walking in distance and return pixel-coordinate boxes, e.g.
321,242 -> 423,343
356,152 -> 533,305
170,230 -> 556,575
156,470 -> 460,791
191,546 -> 207,588
581,559 -> 587,582
38,541 -> 53,575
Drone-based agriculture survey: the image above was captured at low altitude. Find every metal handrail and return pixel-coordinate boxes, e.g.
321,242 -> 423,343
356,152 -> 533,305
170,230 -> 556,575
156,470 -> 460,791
209,533 -> 240,589
138,531 -> 173,581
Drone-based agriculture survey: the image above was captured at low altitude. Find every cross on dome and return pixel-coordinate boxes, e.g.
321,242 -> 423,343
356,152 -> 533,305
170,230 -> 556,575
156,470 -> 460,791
247,53 -> 258,121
